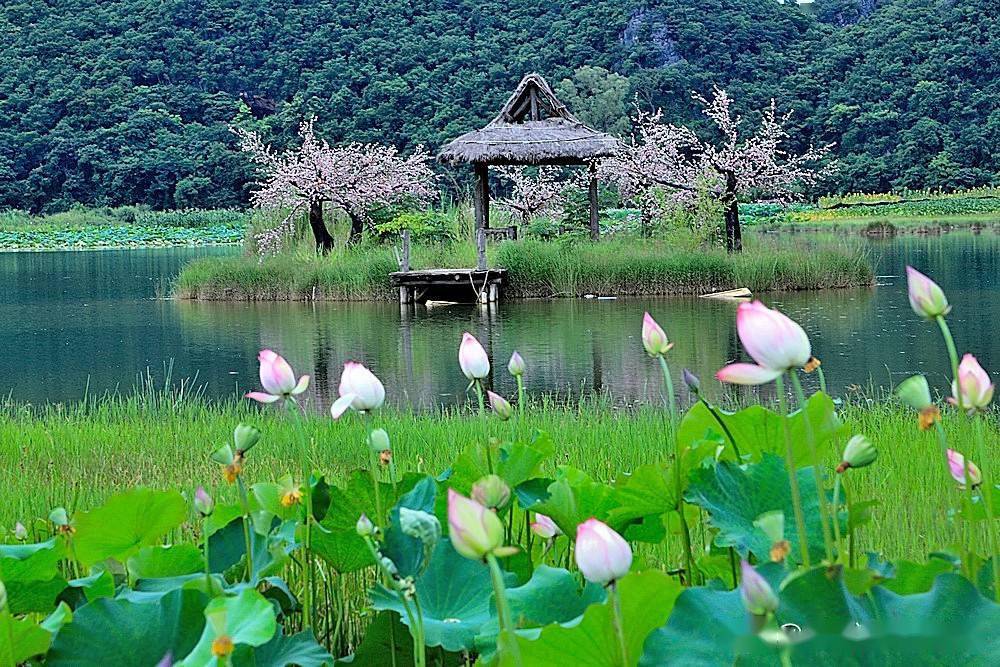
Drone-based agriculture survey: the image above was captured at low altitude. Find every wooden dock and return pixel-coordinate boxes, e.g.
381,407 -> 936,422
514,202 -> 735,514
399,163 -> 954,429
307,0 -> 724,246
389,268 -> 508,304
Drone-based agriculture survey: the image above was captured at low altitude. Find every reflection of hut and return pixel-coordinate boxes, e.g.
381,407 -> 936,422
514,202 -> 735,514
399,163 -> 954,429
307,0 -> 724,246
438,73 -> 620,265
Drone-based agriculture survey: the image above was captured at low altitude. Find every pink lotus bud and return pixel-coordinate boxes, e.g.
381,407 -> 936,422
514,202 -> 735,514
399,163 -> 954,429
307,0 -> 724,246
447,489 -> 505,560
471,474 -> 511,509
740,559 -> 779,616
330,361 -> 386,419
459,332 -> 490,380
947,449 -> 982,489
530,513 -> 561,540
246,349 -> 310,403
951,354 -> 994,412
193,486 -> 214,516
487,391 -> 514,421
507,351 -> 526,377
13,522 -> 27,540
356,513 -> 374,537
575,518 -> 632,585
642,312 -> 673,357
716,301 -> 811,386
906,266 -> 951,319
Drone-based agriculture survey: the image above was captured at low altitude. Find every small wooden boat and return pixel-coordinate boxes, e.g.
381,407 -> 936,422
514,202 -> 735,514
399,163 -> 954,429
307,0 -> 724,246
700,287 -> 753,300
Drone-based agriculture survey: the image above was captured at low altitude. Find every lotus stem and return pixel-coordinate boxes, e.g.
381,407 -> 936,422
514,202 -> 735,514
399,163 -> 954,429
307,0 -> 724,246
973,417 -> 1000,602
789,372 -> 835,563
486,553 -> 520,663
608,581 -> 629,667
235,476 -> 254,581
776,374 -> 811,568
658,355 -> 695,584
289,401 -> 315,629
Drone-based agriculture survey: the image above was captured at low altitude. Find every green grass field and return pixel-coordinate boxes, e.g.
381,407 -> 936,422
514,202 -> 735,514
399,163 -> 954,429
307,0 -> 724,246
2,390 -> 990,562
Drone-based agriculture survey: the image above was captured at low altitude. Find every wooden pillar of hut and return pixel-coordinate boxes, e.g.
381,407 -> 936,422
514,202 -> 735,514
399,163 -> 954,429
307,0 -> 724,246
588,162 -> 599,241
473,162 -> 489,270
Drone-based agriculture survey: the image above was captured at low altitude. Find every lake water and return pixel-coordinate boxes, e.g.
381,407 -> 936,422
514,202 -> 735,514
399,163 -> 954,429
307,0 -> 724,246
3,233 -> 999,409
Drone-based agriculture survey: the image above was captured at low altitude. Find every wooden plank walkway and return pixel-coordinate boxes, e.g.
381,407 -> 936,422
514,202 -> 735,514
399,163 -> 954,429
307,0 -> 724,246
389,268 -> 508,304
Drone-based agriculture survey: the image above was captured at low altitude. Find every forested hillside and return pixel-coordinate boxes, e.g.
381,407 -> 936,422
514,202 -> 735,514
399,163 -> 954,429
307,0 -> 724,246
0,0 -> 996,212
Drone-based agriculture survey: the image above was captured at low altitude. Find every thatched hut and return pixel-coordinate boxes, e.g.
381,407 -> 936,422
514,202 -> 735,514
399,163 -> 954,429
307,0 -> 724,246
438,73 -> 619,265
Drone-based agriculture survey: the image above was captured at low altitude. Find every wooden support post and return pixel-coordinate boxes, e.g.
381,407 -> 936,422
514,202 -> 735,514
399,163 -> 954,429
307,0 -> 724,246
588,163 -> 600,241
476,228 -> 487,271
488,282 -> 499,304
400,230 -> 410,271
473,162 -> 489,270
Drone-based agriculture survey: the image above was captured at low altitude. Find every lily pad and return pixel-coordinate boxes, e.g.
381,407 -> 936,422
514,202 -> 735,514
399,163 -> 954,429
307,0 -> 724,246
73,488 -> 188,566
0,537 -> 67,613
685,454 -> 836,565
371,539 -> 515,652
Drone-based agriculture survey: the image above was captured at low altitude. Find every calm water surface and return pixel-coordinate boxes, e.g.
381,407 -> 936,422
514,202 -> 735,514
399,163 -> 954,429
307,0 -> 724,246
3,233 -> 999,408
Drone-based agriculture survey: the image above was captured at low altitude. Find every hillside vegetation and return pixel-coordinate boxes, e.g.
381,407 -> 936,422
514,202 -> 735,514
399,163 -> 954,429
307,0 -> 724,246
0,0 -> 996,212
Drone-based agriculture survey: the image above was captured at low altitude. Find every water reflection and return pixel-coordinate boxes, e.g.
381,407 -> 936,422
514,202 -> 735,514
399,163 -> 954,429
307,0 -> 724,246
3,231 -> 1000,407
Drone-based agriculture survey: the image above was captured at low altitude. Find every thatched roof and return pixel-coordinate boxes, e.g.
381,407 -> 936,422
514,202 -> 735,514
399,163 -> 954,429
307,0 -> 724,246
438,73 -> 620,166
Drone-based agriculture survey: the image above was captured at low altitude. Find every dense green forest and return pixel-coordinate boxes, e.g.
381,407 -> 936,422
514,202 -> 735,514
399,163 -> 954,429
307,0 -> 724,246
0,0 -> 996,212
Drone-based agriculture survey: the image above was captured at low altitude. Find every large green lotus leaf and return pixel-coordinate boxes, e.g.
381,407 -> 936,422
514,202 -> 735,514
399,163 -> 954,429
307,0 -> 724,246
251,628 -> 333,666
606,463 -> 676,533
334,611 -> 464,666
879,558 -> 955,594
0,537 -> 67,613
448,432 -> 554,495
370,539 -> 515,652
312,471 -> 422,574
678,392 -> 846,464
527,466 -> 620,537
208,515 -> 295,581
510,570 -> 681,666
57,571 -> 115,609
0,608 -> 52,664
179,588 -> 277,665
127,544 -> 205,580
73,488 -> 188,566
643,569 -> 1000,665
381,475 -> 437,579
475,566 -> 606,661
640,586 -> 765,666
47,588 -> 208,665
685,454 -> 834,566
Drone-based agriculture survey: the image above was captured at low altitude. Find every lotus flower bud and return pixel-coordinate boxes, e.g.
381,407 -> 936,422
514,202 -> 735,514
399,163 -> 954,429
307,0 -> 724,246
368,428 -> 391,452
642,312 -> 673,357
682,369 -> 701,394
13,522 -> 27,541
951,354 -> 995,412
716,301 -> 811,386
487,391 -> 514,421
193,486 -> 215,516
895,375 -> 932,411
331,361 -> 386,419
575,518 -> 632,585
947,449 -> 982,489
233,424 -> 262,453
837,435 -> 877,473
245,349 -> 310,403
471,474 -> 511,510
356,513 -> 375,537
459,332 -> 491,380
906,266 -> 950,319
447,489 -> 505,560
508,351 -> 525,377
740,560 -> 779,616
530,513 -> 561,540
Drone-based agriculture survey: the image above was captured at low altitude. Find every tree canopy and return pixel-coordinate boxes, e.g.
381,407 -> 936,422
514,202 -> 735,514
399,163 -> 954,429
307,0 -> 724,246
0,0 -> 995,212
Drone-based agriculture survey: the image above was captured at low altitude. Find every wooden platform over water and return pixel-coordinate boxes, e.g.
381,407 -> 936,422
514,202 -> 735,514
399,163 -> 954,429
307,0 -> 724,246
389,268 -> 508,304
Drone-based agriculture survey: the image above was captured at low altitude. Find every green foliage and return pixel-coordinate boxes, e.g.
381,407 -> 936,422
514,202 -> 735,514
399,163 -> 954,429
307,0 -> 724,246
2,0 -> 997,213
72,488 -> 189,566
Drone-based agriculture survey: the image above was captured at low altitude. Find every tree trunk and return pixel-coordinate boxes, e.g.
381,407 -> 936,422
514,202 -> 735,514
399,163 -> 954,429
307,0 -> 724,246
309,200 -> 335,253
723,175 -> 742,253
347,210 -> 364,246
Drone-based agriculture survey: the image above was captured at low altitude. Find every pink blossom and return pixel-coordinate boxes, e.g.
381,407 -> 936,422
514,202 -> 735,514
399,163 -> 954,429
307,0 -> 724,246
246,350 -> 309,403
716,301 -> 811,385
951,354 -> 994,412
905,266 -> 950,319
947,449 -> 982,489
739,560 -> 779,616
447,489 -> 504,560
459,332 -> 490,380
642,312 -> 673,357
507,351 -> 525,377
487,391 -> 513,421
575,518 -> 632,585
530,513 -> 561,540
330,362 -> 385,419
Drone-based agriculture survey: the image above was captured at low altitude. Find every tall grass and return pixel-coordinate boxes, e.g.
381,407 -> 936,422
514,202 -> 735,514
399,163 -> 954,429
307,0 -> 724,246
0,390 -> 992,562
175,235 -> 873,300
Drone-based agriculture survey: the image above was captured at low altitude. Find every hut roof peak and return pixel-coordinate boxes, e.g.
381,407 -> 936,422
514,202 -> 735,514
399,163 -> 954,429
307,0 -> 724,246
438,73 -> 620,166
